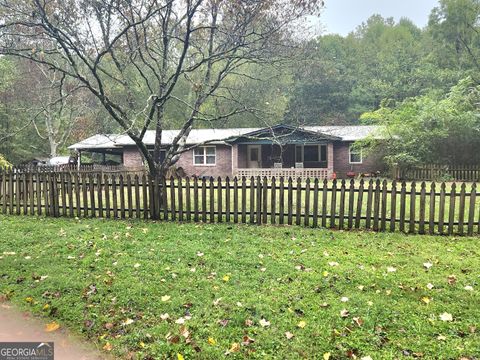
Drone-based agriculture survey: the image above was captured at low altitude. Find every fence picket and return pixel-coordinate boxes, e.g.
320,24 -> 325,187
338,179 -> 345,229
458,183 -> 466,235
218,177 -> 223,223
287,177 -> 293,225
365,180 -> 373,229
241,177 -> 247,223
467,183 -> 476,236
330,179 -> 337,228
249,177 -> 255,224
186,177 -> 191,222
380,180 -> 387,232
271,177 -> 276,225
448,183 -> 456,236
428,183 -> 435,235
233,177 -> 239,223
256,176 -> 262,225
279,177 -> 285,224
355,179 -> 364,229
390,180 -> 397,232
438,183 -> 446,234
419,182 -> 426,234
1,170 -> 479,237
321,179 -> 328,228
296,177 -> 302,226
304,178 -> 311,227
178,177 -> 184,221
225,177 -> 230,223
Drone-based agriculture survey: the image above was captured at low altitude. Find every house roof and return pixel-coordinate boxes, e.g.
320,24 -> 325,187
68,125 -> 379,150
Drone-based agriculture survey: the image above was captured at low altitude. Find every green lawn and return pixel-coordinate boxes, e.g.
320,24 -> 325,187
0,215 -> 479,359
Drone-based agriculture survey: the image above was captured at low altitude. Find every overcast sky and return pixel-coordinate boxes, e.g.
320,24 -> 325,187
318,0 -> 440,36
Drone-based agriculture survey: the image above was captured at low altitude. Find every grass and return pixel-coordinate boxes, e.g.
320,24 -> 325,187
0,215 -> 479,359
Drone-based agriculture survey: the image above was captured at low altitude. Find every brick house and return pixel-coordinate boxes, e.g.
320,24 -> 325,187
68,124 -> 384,179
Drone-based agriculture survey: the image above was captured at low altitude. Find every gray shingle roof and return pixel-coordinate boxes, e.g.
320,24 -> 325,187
68,125 -> 379,150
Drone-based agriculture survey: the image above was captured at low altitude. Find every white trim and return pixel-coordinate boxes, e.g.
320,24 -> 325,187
193,145 -> 216,166
349,145 -> 363,164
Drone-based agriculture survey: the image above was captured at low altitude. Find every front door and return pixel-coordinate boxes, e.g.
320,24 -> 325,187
247,145 -> 262,168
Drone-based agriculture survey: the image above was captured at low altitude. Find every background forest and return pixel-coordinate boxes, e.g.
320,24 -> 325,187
0,0 -> 479,167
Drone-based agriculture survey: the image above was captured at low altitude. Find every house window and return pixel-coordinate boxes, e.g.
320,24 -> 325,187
349,145 -> 363,164
194,146 -> 216,165
295,145 -> 328,163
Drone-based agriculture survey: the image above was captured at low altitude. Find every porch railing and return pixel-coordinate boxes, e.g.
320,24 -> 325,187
235,168 -> 332,180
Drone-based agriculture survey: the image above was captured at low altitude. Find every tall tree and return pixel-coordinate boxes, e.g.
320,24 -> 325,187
0,0 -> 321,175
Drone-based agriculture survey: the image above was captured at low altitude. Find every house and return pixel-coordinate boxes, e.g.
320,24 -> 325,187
68,124 -> 383,179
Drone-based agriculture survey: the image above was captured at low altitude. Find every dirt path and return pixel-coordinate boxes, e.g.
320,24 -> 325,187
0,304 -> 107,360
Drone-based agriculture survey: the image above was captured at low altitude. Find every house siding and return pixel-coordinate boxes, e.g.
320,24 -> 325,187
123,147 -> 144,167
175,144 -> 232,178
333,141 -> 384,178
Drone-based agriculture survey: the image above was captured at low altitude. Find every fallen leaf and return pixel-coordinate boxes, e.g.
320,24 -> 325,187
352,317 -> 364,327
320,302 -> 330,308
423,262 -> 433,269
387,266 -> 397,273
341,297 -> 349,302
297,320 -> 306,328
45,321 -> 60,332
259,318 -> 270,327
218,319 -> 229,327
323,353 -> 331,360
229,343 -> 240,353
437,335 -> 447,341
122,318 -> 134,326
213,298 -> 222,306
208,337 -> 216,345
322,271 -> 329,277
222,275 -> 230,282
285,331 -> 294,339
361,357 -> 373,360
161,295 -> 171,302
197,252 -> 204,257
104,323 -> 114,330
103,342 -> 112,351
357,285 -> 365,291
340,309 -> 350,318
241,335 -> 255,346
328,261 -> 339,267
177,353 -> 185,360
426,283 -> 434,290
464,285 -> 474,291
175,317 -> 186,325
133,263 -> 141,268
25,297 -> 34,304
244,319 -> 254,327
421,296 -> 431,304
160,313 -> 170,321
439,312 -> 453,322
447,275 -> 457,285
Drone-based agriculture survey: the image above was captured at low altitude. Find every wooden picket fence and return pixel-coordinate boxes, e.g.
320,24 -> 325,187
0,169 -> 479,236
395,164 -> 480,182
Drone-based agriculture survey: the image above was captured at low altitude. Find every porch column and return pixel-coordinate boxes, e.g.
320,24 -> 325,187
327,142 -> 334,179
231,144 -> 239,177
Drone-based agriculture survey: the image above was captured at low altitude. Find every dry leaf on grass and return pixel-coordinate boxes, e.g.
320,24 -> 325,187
44,321 -> 60,332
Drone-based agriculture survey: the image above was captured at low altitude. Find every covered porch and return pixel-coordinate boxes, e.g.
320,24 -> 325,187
229,125 -> 337,180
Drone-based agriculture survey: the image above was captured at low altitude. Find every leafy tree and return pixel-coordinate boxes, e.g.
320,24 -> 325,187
360,77 -> 480,167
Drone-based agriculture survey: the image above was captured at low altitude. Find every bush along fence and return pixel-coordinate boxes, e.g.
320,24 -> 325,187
0,169 -> 479,236
394,164 -> 480,182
